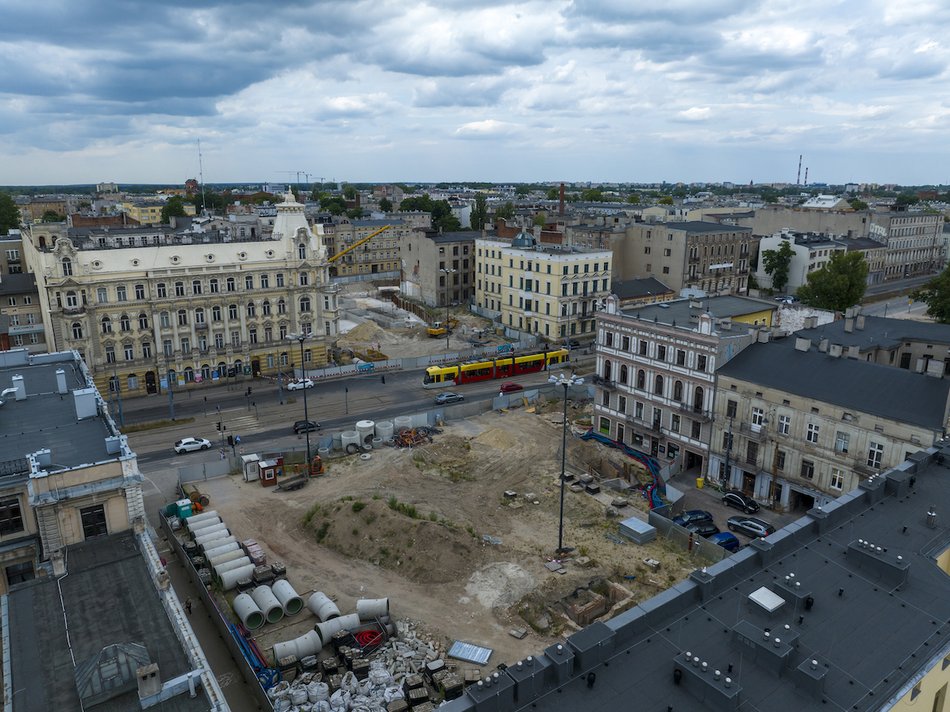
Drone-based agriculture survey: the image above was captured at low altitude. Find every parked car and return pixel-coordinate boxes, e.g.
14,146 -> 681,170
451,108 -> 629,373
293,420 -> 320,434
174,437 -> 212,454
499,382 -> 524,393
672,509 -> 713,527
727,516 -> 776,538
286,378 -> 315,391
722,490 -> 760,514
567,339 -> 582,350
434,392 -> 464,405
708,532 -> 741,553
686,521 -> 721,538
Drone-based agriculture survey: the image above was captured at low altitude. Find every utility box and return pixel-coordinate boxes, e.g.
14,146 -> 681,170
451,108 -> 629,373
258,460 -> 282,488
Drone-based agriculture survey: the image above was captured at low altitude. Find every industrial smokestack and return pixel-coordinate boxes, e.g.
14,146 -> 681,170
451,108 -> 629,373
559,183 -> 565,217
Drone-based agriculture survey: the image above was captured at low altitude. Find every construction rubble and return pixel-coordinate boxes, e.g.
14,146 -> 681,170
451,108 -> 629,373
269,620 -> 458,711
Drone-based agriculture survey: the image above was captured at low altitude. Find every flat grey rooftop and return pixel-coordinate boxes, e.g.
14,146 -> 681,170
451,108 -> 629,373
620,295 -> 776,326
663,221 -> 753,233
611,277 -> 674,300
8,531 -> 206,712
444,452 -> 950,712
796,315 -> 950,350
717,337 -> 949,430
0,361 -> 119,474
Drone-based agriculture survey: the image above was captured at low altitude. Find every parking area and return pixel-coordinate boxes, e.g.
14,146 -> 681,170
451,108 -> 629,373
673,478 -> 804,543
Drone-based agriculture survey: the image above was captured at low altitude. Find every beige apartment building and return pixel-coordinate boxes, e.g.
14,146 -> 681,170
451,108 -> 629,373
22,192 -> 338,396
475,233 -> 612,341
317,218 -> 410,279
710,334 -> 950,511
400,230 -> 476,307
621,221 -> 755,294
869,211 -> 944,280
0,349 -> 146,593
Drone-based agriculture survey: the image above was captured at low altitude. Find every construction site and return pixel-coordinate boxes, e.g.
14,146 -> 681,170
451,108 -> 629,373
164,390 -> 705,709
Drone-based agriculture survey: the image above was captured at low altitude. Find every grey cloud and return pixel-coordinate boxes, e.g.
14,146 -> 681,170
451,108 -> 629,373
565,0 -> 759,25
876,56 -> 946,80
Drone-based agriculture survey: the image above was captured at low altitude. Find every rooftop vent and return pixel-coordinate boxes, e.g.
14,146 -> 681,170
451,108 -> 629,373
11,374 -> 25,401
795,337 -> 811,352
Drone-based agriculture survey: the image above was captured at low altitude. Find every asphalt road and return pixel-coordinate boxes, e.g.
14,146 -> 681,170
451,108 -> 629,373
859,294 -> 931,319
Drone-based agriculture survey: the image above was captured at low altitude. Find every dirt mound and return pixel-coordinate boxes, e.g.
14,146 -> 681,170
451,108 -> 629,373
338,320 -> 400,348
302,498 -> 490,584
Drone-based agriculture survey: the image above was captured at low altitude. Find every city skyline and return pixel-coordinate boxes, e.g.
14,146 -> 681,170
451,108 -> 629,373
2,1 -> 949,186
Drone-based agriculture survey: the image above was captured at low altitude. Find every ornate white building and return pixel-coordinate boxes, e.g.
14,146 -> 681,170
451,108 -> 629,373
22,192 -> 338,396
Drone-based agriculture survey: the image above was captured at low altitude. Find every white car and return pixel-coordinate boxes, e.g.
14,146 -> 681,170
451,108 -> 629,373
174,437 -> 212,454
286,379 -> 314,391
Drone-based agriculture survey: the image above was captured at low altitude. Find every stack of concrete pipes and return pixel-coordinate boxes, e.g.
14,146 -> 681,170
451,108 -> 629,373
185,510 -> 254,590
232,580 -> 304,631
272,595 -> 390,662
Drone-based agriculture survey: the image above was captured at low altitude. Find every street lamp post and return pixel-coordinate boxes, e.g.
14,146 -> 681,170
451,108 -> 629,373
288,333 -> 313,473
439,268 -> 457,350
548,371 -> 585,554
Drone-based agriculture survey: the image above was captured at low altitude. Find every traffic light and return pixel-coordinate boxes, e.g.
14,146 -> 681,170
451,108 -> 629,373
227,435 -> 234,447
216,421 -> 221,431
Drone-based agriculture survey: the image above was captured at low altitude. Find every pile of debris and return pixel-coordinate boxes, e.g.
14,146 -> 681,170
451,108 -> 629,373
271,620 -> 453,711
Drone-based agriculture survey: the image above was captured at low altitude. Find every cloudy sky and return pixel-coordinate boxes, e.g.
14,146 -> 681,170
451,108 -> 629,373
1,0 -> 948,186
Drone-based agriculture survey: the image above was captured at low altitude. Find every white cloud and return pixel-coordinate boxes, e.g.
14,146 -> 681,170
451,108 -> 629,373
676,107 -> 712,122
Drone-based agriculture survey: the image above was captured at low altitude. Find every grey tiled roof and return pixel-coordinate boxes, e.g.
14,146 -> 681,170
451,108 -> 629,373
796,315 -> 950,350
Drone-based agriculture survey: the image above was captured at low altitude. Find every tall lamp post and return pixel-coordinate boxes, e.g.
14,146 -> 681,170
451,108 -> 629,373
288,333 -> 312,472
548,371 -> 585,554
439,267 -> 457,350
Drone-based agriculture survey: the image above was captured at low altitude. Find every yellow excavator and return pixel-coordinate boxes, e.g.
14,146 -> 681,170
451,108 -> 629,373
326,224 -> 393,263
427,318 -> 459,338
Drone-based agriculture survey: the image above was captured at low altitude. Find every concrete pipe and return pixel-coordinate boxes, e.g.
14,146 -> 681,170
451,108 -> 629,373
315,612 -> 360,644
375,421 -> 394,440
356,598 -> 390,621
273,629 -> 322,663
250,585 -> 284,624
307,592 -> 341,622
232,593 -> 265,631
185,509 -> 219,527
272,579 -> 304,616
195,531 -> 232,551
208,549 -> 247,569
214,556 -> 252,576
218,564 -> 255,591
202,540 -> 240,560
187,516 -> 222,533
193,524 -> 229,544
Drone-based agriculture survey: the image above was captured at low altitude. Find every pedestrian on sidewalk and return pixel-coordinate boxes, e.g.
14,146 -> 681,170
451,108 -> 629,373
184,597 -> 192,615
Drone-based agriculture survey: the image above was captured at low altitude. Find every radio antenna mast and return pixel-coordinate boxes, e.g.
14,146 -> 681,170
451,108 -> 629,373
197,139 -> 207,215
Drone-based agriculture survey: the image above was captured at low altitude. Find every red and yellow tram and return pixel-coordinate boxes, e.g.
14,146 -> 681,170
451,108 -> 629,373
422,348 -> 569,388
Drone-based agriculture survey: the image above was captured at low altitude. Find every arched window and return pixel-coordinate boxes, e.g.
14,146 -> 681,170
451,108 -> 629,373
138,313 -> 149,330
119,314 -> 131,332
299,296 -> 311,312
160,311 -> 170,328
209,278 -> 219,293
673,380 -> 683,401
212,306 -> 222,321
619,364 -> 628,384
61,257 -> 72,276
226,277 -> 236,292
71,322 -> 83,339
603,359 -> 612,381
262,300 -> 271,316
195,308 -> 205,324
65,291 -> 78,308
298,243 -> 306,259
636,369 -> 645,389
177,309 -> 188,326
246,302 -> 256,317
228,304 -> 238,320
192,279 -> 202,295
157,283 -> 167,298
127,373 -> 138,390
694,386 -> 704,413
174,281 -> 185,297
101,316 -> 112,334
201,364 -> 212,381
654,374 -> 664,395
184,367 -> 195,383
108,375 -> 119,393
277,299 -> 287,315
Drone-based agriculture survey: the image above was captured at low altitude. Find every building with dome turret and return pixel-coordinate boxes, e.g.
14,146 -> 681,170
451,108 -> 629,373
475,232 -> 612,343
21,191 -> 339,396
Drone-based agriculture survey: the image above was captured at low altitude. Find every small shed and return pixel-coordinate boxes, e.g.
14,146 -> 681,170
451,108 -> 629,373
258,459 -> 283,488
241,454 -> 261,482
618,515 -> 656,545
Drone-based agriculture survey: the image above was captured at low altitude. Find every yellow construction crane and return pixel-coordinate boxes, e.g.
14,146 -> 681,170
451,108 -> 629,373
327,224 -> 393,263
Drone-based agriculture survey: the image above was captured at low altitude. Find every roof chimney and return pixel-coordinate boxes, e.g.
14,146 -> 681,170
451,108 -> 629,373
795,337 -> 811,352
829,343 -> 843,358
559,183 -> 565,217
844,317 -> 854,333
803,316 -> 818,329
847,345 -> 860,359
56,368 -> 68,395
818,338 -> 828,353
856,314 -> 865,330
757,329 -> 771,343
11,374 -> 25,401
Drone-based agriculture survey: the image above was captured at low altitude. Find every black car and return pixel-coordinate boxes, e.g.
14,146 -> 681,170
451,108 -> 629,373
672,509 -> 713,527
686,521 -> 721,538
722,490 -> 760,514
293,420 -> 320,434
567,340 -> 582,350
727,516 -> 775,538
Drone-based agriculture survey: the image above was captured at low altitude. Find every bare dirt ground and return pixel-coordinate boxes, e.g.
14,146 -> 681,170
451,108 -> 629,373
198,401 -> 700,671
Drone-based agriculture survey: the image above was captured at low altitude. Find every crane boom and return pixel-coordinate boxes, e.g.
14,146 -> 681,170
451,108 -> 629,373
327,224 -> 393,263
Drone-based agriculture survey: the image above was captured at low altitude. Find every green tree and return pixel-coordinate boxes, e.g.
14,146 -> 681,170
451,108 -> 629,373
515,185 -> 530,197
161,196 -> 187,223
320,195 -> 347,215
346,208 -> 365,219
848,198 -> 869,211
894,193 -> 919,208
761,240 -> 795,294
911,266 -> 950,323
0,193 -> 19,235
470,193 -> 487,230
581,188 -> 603,202
532,213 -> 546,227
343,185 -> 358,200
399,195 -> 433,213
378,197 -> 393,212
41,210 -> 65,222
796,251 -> 868,312
546,187 -> 559,200
658,196 -> 674,205
626,193 -> 640,204
494,201 -> 515,221
430,200 -> 461,232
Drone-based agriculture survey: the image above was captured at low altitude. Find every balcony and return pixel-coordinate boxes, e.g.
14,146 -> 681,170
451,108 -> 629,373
62,305 -> 85,315
195,323 -> 209,330
674,402 -> 713,422
593,374 -> 616,390
738,421 -> 769,441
